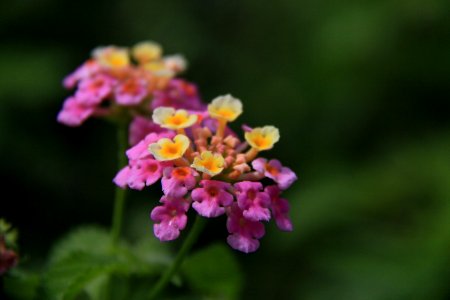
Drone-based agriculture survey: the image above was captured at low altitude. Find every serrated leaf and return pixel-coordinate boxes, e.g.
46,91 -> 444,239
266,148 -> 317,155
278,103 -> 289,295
42,226 -> 177,300
181,243 -> 242,300
43,251 -> 129,300
48,226 -> 112,265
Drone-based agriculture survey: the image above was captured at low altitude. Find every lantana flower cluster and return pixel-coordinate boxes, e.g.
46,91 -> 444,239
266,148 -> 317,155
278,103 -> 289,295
114,95 -> 297,253
57,41 -> 203,127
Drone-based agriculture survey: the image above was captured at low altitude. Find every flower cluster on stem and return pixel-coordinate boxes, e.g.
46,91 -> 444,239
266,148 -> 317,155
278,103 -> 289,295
115,95 -> 297,253
57,41 -> 203,127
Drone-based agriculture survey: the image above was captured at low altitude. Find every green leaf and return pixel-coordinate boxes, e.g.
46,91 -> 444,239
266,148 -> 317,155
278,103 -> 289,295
181,243 -> 242,300
42,226 -> 176,300
3,269 -> 41,300
48,226 -> 111,265
44,226 -> 127,300
132,238 -> 172,268
43,251 -> 128,300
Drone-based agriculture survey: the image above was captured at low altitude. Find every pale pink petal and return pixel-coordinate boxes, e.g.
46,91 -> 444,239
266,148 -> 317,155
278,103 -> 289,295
113,166 -> 131,188
57,97 -> 95,127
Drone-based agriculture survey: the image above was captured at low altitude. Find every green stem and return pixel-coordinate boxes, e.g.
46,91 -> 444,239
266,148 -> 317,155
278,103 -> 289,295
149,215 -> 206,300
111,123 -> 128,245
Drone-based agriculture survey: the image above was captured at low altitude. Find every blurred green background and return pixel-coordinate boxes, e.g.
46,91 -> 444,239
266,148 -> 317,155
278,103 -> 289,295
1,0 -> 450,299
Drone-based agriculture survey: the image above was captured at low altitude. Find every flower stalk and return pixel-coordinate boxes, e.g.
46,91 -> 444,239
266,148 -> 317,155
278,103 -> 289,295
111,122 -> 128,245
148,215 -> 206,300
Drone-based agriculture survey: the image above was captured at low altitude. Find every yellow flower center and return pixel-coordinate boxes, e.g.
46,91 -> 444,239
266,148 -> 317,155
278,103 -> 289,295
167,114 -> 189,126
93,46 -> 130,69
245,126 -> 280,151
216,108 -> 236,119
207,94 -> 243,122
253,136 -> 270,148
161,143 -> 181,156
149,135 -> 190,161
132,41 -> 162,64
110,54 -> 128,67
144,61 -> 166,72
153,107 -> 198,130
191,151 -> 225,177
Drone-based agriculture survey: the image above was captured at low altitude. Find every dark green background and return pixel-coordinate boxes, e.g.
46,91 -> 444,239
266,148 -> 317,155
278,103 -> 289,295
1,0 -> 450,299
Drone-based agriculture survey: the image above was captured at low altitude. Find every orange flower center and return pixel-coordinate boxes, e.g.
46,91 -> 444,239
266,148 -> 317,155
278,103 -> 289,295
266,164 -> 279,176
173,167 -> 190,179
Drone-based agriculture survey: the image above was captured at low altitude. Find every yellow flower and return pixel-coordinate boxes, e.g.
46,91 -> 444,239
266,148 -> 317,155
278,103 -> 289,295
207,95 -> 243,122
143,61 -> 175,78
149,135 -> 190,161
93,46 -> 129,68
132,41 -> 162,64
191,151 -> 225,176
152,107 -> 198,130
245,126 -> 280,151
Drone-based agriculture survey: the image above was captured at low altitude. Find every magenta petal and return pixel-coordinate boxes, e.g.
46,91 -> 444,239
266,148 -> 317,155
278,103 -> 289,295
242,205 -> 271,222
115,78 -> 148,105
128,116 -> 167,146
150,197 -> 190,242
153,213 -> 187,241
151,79 -> 204,111
63,60 -> 100,89
75,74 -> 115,105
161,167 -> 197,197
192,199 -> 225,218
126,133 -> 160,160
266,185 -> 293,231
127,159 -> 162,190
191,180 -> 233,218
127,132 -> 175,160
113,166 -> 131,188
162,177 -> 188,197
252,158 -> 297,190
227,234 -> 260,253
57,97 -> 94,127
251,158 -> 267,173
276,166 -> 297,190
226,203 -> 265,253
234,181 -> 271,222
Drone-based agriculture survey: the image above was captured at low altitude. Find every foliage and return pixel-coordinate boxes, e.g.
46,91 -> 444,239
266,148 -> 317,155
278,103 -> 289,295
1,0 -> 450,299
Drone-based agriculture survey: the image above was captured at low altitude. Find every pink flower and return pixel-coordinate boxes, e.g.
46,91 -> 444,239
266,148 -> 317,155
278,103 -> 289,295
113,165 -> 131,188
57,96 -> 95,127
63,60 -> 101,89
115,77 -> 148,105
265,185 -> 293,231
129,116 -> 167,146
226,203 -> 265,253
126,158 -> 167,190
161,167 -> 197,197
252,158 -> 297,190
151,196 -> 190,241
151,79 -> 204,111
234,181 -> 271,222
114,131 -> 175,190
110,92 -> 298,252
75,73 -> 116,105
191,180 -> 234,217
126,132 -> 173,161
